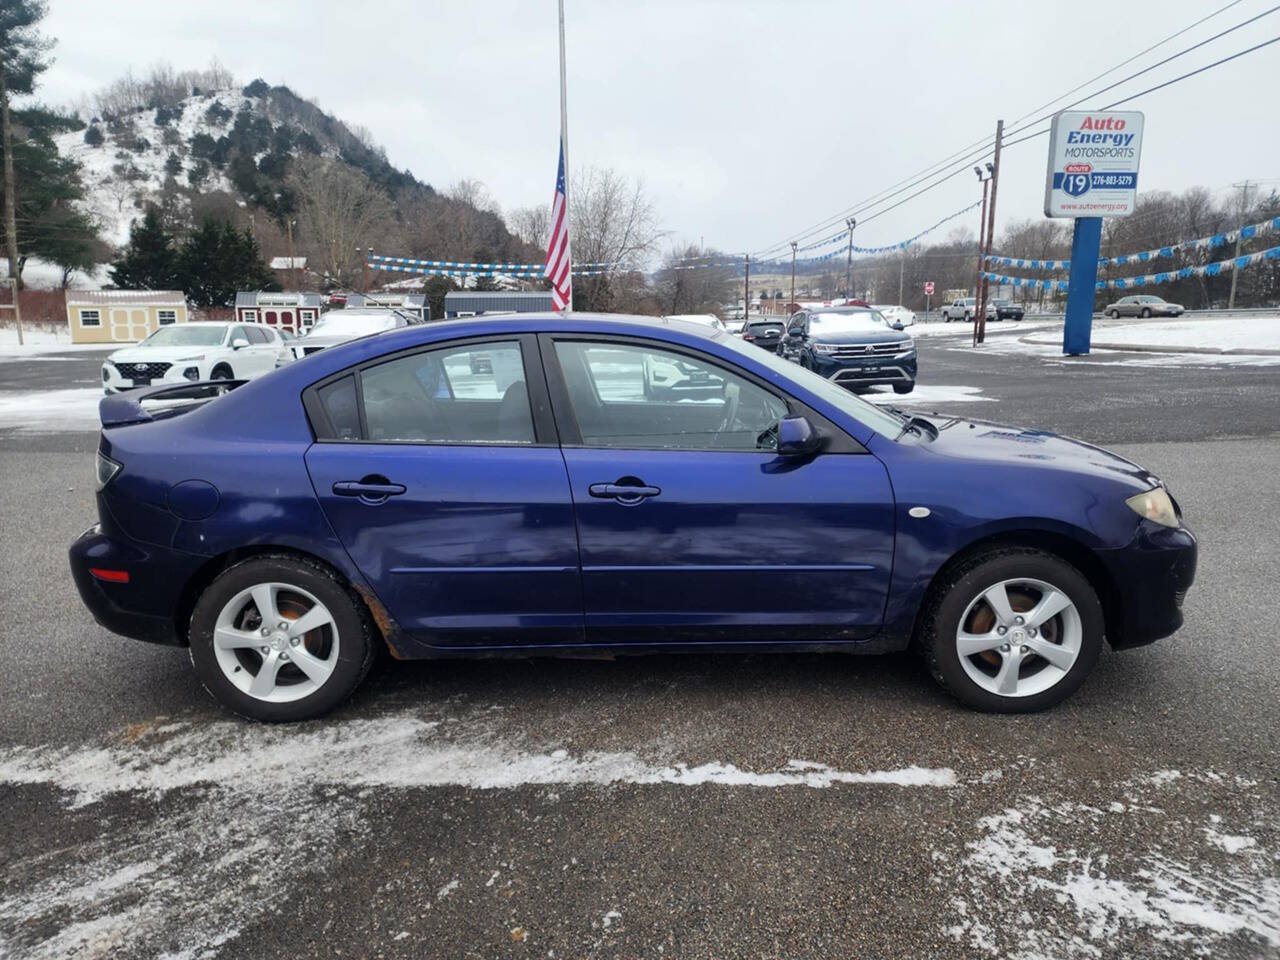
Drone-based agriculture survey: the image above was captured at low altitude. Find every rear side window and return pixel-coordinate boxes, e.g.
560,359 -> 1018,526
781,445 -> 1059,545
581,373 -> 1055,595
358,340 -> 534,444
317,377 -> 361,440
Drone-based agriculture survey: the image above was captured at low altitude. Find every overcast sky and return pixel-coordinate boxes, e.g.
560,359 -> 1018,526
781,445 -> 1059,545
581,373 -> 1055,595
38,0 -> 1280,259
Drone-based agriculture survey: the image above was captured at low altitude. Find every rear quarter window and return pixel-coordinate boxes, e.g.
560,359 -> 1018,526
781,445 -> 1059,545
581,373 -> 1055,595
316,376 -> 361,440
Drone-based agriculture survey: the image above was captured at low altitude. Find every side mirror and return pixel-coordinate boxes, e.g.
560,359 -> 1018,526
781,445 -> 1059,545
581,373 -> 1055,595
231,337 -> 250,349
892,321 -> 905,331
777,415 -> 822,457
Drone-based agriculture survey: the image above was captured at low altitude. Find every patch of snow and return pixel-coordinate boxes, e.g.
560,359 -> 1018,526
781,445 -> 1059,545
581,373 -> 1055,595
602,909 -> 622,929
944,776 -> 1280,958
0,326 -> 116,356
865,384 -> 996,405
0,388 -> 102,433
436,880 -> 460,901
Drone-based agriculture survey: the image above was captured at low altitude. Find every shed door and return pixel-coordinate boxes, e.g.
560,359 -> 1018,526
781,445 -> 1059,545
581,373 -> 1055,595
110,309 -> 131,341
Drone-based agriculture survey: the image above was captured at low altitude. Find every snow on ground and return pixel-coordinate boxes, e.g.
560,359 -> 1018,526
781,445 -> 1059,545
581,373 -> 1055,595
0,259 -> 110,291
0,326 -> 116,358
1024,315 -> 1280,354
865,384 -> 996,405
941,770 -> 1280,958
0,388 -> 101,433
909,319 -> 1060,339
0,709 -> 953,958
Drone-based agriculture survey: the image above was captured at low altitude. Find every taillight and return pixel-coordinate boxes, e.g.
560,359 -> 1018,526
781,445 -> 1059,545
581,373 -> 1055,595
89,568 -> 130,583
95,451 -> 121,491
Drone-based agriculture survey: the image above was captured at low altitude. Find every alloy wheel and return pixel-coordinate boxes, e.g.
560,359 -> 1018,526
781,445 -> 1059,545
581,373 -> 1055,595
212,582 -> 340,703
954,578 -> 1081,698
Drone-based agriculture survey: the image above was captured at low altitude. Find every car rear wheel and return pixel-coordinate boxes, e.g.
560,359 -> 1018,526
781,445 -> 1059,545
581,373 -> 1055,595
188,555 -> 376,722
1108,309 -> 1119,319
920,547 -> 1103,712
1140,308 -> 1151,318
893,383 -> 914,395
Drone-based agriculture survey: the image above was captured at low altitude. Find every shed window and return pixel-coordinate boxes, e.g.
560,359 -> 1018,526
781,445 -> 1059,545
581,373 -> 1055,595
157,310 -> 177,325
243,309 -> 258,323
80,309 -> 101,327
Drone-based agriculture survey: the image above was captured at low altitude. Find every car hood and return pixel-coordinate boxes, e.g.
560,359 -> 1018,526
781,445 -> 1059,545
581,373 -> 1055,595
107,344 -> 222,363
298,333 -> 360,349
814,328 -> 911,346
912,413 -> 1155,489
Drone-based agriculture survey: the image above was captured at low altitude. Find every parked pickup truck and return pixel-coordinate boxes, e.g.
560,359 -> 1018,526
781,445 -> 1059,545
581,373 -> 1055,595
940,297 -> 976,322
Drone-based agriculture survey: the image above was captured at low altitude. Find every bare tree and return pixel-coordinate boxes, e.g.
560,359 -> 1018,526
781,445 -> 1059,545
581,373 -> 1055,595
569,165 -> 663,312
508,204 -> 550,249
288,156 -> 396,288
654,243 -> 736,315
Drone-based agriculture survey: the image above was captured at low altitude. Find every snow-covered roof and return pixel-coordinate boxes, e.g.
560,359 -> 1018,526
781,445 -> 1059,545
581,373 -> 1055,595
234,291 -> 324,308
66,290 -> 187,306
269,257 -> 307,270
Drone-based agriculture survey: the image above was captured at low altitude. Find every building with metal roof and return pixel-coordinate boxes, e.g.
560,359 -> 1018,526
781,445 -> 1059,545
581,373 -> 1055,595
443,291 -> 555,318
65,290 -> 189,344
345,292 -> 429,323
234,291 -> 325,332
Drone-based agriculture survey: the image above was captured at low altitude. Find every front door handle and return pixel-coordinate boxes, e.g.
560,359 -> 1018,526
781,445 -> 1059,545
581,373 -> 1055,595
333,478 -> 407,501
588,481 -> 661,504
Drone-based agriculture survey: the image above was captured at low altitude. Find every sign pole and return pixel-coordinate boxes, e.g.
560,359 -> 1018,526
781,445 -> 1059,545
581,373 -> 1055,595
1062,217 -> 1102,355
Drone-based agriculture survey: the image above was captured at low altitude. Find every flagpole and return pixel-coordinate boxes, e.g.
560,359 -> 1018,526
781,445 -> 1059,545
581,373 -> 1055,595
557,0 -> 572,311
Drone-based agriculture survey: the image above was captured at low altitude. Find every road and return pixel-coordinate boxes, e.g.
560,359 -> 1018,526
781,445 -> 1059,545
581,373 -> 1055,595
1,329 -> 1277,959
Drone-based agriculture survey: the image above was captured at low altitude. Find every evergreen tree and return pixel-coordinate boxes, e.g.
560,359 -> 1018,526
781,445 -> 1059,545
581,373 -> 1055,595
164,152 -> 181,177
109,208 -> 179,289
1,0 -> 55,285
176,219 -> 277,307
83,124 -> 103,146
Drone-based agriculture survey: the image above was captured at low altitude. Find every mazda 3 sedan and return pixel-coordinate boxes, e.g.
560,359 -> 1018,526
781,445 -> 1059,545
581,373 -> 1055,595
70,314 -> 1196,721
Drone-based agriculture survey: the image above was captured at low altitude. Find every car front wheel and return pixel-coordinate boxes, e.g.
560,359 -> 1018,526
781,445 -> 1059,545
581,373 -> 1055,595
1140,308 -> 1151,318
920,547 -> 1103,712
210,363 -> 234,380
188,555 -> 376,722
893,383 -> 914,395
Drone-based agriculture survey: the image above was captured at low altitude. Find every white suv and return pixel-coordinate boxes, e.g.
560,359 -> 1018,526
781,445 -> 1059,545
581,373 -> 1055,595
102,322 -> 293,394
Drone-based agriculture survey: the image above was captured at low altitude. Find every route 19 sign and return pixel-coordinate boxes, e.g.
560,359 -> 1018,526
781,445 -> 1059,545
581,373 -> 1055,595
1044,110 -> 1144,218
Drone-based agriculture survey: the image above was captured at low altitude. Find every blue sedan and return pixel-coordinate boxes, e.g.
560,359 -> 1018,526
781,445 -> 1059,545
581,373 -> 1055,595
70,314 -> 1196,721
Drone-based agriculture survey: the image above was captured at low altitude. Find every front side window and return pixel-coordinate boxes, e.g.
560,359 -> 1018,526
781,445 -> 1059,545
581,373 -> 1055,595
360,340 -> 534,444
245,325 -> 270,344
553,340 -> 788,451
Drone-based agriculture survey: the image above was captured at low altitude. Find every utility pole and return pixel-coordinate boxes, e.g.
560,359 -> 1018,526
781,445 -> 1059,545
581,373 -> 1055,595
286,219 -> 298,291
972,164 -> 992,344
789,242 -> 798,314
898,253 -> 905,305
359,248 -> 370,293
1,67 -> 22,345
743,254 -> 750,320
844,217 -> 857,300
1228,179 -> 1252,310
975,119 -> 1003,346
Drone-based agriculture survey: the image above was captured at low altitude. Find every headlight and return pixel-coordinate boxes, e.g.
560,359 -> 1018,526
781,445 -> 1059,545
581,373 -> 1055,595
812,343 -> 838,354
95,452 -> 121,491
1126,487 -> 1179,528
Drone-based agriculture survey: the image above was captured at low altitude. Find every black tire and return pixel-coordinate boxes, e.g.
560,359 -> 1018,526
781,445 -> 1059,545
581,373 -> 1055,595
893,383 -> 914,395
1108,309 -> 1119,319
1140,308 -> 1151,318
918,546 -> 1103,713
210,363 -> 234,380
188,554 -> 377,722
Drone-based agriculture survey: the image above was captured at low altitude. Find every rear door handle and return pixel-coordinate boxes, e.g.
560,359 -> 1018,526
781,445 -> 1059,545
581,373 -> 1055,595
589,482 -> 661,503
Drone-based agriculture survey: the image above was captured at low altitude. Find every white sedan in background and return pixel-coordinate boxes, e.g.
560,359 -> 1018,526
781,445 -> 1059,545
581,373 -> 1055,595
873,305 -> 916,327
296,310 -> 409,355
102,322 -> 291,394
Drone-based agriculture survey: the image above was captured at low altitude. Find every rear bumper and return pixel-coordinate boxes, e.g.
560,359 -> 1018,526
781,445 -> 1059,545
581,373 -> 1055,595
1098,521 -> 1198,650
69,525 -> 199,646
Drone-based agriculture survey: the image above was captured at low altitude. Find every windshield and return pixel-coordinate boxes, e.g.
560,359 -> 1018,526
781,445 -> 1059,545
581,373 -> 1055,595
809,311 -> 889,334
306,313 -> 398,337
718,333 -> 906,438
141,325 -> 227,347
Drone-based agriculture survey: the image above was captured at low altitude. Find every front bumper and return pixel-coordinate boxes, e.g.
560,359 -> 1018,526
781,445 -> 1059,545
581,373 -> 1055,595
808,350 -> 917,388
1098,520 -> 1197,649
103,362 -> 203,395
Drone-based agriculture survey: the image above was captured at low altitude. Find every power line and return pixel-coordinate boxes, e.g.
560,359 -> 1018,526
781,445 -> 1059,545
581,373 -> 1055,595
752,1 -> 1279,256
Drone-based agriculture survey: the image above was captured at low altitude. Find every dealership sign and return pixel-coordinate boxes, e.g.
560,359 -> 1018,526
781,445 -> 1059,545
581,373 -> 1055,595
1044,111 -> 1144,218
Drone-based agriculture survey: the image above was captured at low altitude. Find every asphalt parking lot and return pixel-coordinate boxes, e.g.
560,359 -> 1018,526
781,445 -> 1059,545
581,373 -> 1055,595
1,326 -> 1278,959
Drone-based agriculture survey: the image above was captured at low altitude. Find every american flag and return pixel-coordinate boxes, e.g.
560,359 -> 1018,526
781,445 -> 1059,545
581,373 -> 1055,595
543,141 -> 572,311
